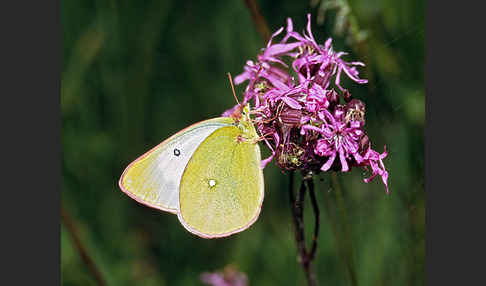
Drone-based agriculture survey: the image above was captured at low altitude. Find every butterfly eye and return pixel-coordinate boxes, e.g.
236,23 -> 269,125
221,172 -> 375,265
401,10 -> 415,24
174,149 -> 181,156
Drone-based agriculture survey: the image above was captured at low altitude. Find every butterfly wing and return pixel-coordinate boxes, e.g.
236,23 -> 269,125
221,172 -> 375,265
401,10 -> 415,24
177,125 -> 264,238
119,117 -> 234,213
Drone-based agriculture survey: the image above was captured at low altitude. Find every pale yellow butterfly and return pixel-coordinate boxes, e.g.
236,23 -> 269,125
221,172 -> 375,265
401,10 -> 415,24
119,102 -> 264,238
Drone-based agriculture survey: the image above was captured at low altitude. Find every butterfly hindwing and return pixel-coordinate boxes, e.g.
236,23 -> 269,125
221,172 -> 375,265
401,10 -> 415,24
177,125 -> 264,238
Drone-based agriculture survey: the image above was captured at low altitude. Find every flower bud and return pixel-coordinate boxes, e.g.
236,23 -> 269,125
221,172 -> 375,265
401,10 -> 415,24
279,106 -> 303,127
359,134 -> 370,153
326,90 -> 339,106
342,89 -> 352,102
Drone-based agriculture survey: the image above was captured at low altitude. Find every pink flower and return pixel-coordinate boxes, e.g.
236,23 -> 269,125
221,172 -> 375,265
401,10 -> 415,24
224,14 -> 389,193
304,107 -> 364,172
360,146 -> 389,194
200,267 -> 248,286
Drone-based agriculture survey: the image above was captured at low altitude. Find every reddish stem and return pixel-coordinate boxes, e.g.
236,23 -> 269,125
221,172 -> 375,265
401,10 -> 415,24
242,0 -> 271,43
61,205 -> 106,286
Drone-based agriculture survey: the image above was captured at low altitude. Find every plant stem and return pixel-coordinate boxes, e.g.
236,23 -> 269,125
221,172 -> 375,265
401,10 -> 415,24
61,205 -> 107,286
330,172 -> 358,286
289,172 -> 319,286
242,0 -> 271,43
307,177 -> 320,261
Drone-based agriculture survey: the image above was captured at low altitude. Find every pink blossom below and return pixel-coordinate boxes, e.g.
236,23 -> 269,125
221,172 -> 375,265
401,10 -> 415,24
200,267 -> 248,286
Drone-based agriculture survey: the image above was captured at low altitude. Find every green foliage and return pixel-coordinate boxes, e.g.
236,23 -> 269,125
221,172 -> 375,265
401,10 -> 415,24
62,0 -> 424,285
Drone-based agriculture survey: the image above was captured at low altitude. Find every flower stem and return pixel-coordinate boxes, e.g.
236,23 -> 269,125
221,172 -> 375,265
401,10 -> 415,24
242,0 -> 271,43
307,177 -> 320,261
327,172 -> 358,286
289,172 -> 319,286
61,204 -> 106,286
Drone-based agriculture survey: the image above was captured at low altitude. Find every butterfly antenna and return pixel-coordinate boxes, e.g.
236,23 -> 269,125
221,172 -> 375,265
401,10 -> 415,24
227,72 -> 240,106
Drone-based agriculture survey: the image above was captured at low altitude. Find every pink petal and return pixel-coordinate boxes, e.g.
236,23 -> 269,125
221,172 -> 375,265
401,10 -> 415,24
320,153 -> 336,171
286,17 -> 294,33
234,72 -> 251,85
281,96 -> 302,109
324,38 -> 332,50
339,148 -> 349,172
261,153 -> 275,169
263,42 -> 302,58
305,13 -> 317,43
266,27 -> 284,48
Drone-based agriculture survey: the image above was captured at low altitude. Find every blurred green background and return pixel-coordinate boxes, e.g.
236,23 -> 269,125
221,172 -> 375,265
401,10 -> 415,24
61,0 -> 424,285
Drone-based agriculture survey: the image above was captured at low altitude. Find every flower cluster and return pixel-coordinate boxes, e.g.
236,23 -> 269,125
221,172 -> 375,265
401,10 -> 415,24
225,14 -> 388,193
200,266 -> 248,286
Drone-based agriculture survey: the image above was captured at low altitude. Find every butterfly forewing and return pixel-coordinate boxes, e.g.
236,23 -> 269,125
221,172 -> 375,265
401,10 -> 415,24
177,126 -> 264,238
119,117 -> 234,213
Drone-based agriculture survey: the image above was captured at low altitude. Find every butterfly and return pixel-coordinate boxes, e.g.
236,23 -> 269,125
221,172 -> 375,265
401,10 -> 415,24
118,103 -> 265,239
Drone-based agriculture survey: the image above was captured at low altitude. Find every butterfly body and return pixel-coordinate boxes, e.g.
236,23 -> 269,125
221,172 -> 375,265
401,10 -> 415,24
119,106 -> 264,238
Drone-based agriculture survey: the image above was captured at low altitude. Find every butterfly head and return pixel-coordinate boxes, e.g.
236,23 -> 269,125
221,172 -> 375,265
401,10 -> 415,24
231,104 -> 259,143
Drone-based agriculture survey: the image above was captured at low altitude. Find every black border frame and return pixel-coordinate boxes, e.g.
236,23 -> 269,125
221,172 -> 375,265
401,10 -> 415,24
3,1 -> 61,284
